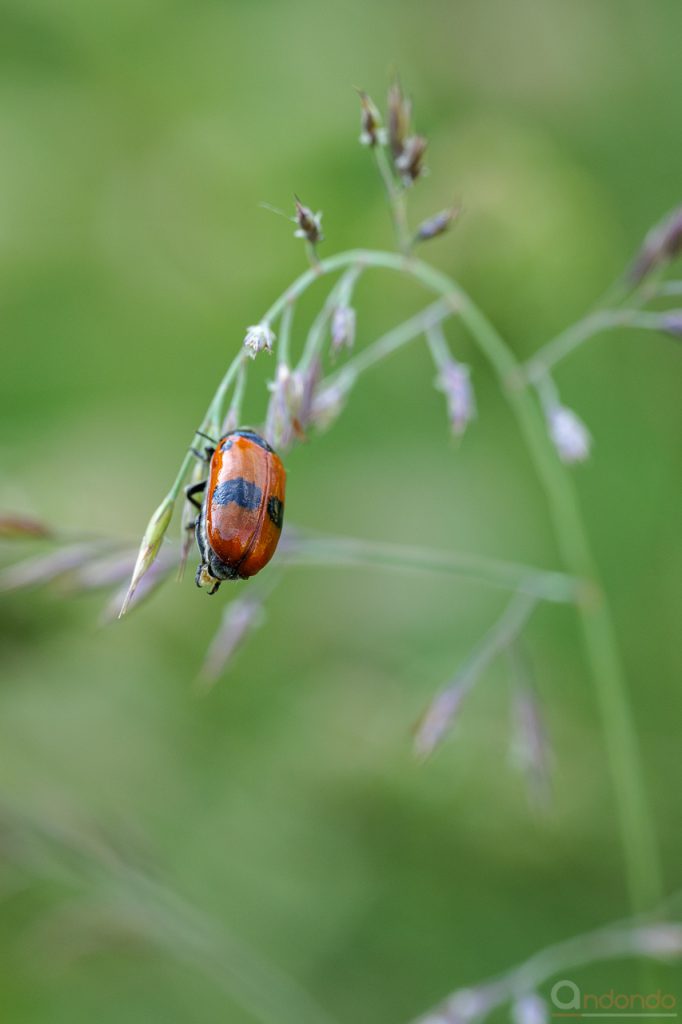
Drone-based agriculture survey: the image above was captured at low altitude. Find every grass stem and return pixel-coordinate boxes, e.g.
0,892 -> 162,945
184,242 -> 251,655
165,247 -> 662,912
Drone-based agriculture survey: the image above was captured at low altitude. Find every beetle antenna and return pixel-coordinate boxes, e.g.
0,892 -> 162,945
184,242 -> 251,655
195,429 -> 218,445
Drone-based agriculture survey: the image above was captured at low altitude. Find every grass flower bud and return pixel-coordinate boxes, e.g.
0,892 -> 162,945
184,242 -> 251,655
0,514 -> 52,539
266,363 -> 304,449
119,494 -> 174,616
395,134 -> 428,186
630,207 -> 682,283
547,404 -> 591,464
105,550 -> 174,623
510,683 -> 552,810
415,207 -> 459,244
512,994 -> 548,1024
660,310 -> 682,338
199,594 -> 265,686
414,683 -> 468,759
66,550 -> 137,592
357,90 -> 385,147
631,924 -> 682,958
387,78 -> 412,160
0,542 -> 102,592
435,358 -> 475,437
309,380 -> 348,432
443,988 -> 489,1024
293,196 -> 323,245
243,323 -> 275,358
297,357 -> 321,430
629,206 -> 682,284
331,304 -> 356,355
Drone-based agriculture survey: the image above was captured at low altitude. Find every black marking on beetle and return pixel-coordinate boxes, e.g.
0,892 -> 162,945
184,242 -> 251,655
227,429 -> 274,453
212,477 -> 262,511
196,489 -> 245,586
267,495 -> 284,530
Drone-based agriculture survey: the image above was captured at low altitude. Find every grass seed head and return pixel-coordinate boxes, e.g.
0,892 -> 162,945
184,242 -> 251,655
414,683 -> 468,759
512,994 -> 548,1024
330,304 -> 356,355
119,495 -> 174,616
629,206 -> 682,284
435,358 -> 475,437
415,206 -> 459,243
198,595 -> 265,686
547,404 -> 591,464
660,310 -> 682,339
293,196 -> 324,245
266,363 -> 304,450
357,89 -> 385,147
387,77 -> 412,160
243,323 -> 275,358
395,134 -> 428,186
0,514 -> 53,540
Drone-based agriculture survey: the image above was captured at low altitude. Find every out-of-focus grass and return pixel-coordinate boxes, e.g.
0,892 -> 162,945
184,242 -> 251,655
1,1 -> 682,1021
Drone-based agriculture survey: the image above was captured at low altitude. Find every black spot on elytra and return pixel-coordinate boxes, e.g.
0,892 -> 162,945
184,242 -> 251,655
212,478 -> 262,510
267,495 -> 284,529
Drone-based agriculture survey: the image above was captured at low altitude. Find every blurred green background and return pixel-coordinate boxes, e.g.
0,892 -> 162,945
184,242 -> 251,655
1,0 -> 681,1021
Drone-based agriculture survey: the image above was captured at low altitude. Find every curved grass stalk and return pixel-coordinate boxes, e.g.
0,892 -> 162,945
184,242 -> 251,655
134,246 -> 661,914
281,532 -> 579,603
324,297 -> 454,390
374,146 -> 411,252
523,308 -> 674,383
413,908 -> 682,1024
267,249 -> 662,913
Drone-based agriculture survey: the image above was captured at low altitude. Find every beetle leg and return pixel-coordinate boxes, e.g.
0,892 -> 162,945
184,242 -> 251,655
185,480 -> 207,510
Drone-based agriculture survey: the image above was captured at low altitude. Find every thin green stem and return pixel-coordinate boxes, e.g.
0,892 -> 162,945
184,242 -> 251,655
246,246 -> 661,912
650,279 -> 682,297
304,240 -> 321,270
425,322 -> 452,369
298,266 -> 362,373
524,308 -> 672,383
325,298 -> 453,391
169,454 -> 195,503
208,351 -> 249,434
155,247 -> 662,913
401,259 -> 661,913
277,299 -> 294,369
374,146 -> 411,253
224,356 -> 247,432
414,592 -> 539,759
534,372 -> 561,414
281,532 -> 579,603
168,349 -> 249,503
413,911 -> 681,1024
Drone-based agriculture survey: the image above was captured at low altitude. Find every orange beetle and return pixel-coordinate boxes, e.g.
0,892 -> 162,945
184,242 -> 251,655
186,429 -> 286,594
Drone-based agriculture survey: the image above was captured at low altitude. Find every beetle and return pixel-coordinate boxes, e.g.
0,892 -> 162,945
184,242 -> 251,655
185,429 -> 286,594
